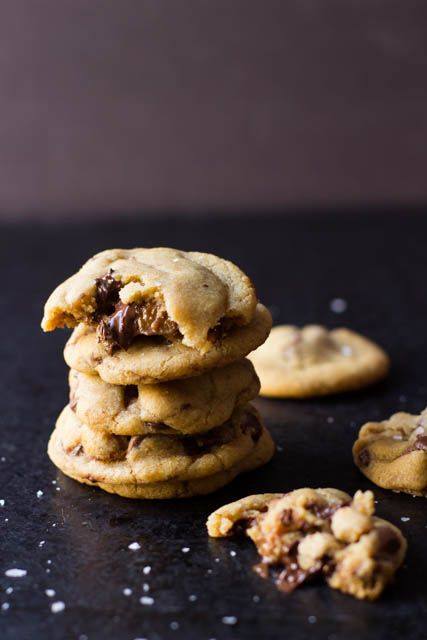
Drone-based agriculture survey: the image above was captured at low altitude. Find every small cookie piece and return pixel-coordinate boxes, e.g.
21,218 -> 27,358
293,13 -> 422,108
69,359 -> 260,435
42,248 -> 257,354
249,325 -> 390,398
353,408 -> 427,496
207,488 -> 406,600
64,304 -> 272,385
49,403 -> 272,484
48,410 -> 275,499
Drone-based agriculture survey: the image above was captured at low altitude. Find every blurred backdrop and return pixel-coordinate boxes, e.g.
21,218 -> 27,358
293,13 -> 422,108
0,0 -> 426,219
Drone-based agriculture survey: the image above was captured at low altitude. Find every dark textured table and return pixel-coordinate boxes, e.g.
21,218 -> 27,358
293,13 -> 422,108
1,213 -> 427,640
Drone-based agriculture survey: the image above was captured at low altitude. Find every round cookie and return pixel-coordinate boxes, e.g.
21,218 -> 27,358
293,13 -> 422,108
64,303 -> 272,385
50,403 -> 269,484
249,324 -> 390,398
42,247 -> 257,354
207,488 -> 407,600
48,413 -> 275,499
353,408 -> 427,496
69,359 -> 259,435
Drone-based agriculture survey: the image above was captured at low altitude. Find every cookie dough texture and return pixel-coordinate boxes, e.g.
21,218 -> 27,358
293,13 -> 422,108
353,408 -> 427,496
64,304 -> 272,385
48,404 -> 274,499
207,488 -> 406,600
69,359 -> 260,435
42,248 -> 257,353
249,325 -> 390,398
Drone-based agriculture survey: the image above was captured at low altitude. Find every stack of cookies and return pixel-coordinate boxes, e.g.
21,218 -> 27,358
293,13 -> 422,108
42,248 -> 274,499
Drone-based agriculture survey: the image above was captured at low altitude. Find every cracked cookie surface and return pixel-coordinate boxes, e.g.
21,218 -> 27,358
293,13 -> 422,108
207,488 -> 406,600
64,303 -> 272,385
353,408 -> 427,496
42,247 -> 257,354
69,358 -> 259,435
249,325 -> 390,398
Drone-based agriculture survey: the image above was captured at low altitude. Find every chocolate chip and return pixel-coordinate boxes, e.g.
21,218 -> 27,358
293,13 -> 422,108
95,270 -> 121,316
280,509 -> 294,526
358,448 -> 371,467
374,526 -> 401,557
308,500 -> 351,520
241,411 -> 263,443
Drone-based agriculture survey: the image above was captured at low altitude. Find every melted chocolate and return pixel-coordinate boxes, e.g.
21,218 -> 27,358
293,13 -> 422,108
308,500 -> 350,521
208,316 -> 239,343
95,270 -> 121,316
181,424 -> 235,456
240,411 -> 263,443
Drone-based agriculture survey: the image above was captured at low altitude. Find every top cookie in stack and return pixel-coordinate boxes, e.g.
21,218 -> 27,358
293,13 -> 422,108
42,248 -> 274,499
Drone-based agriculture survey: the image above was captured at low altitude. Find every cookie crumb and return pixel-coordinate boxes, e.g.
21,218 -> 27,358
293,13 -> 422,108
51,601 -> 65,613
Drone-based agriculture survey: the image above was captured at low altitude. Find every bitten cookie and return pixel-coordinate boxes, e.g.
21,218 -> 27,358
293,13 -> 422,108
69,359 -> 259,435
207,488 -> 406,600
353,408 -> 427,496
48,406 -> 274,499
42,248 -> 257,354
249,325 -> 390,398
64,304 -> 272,385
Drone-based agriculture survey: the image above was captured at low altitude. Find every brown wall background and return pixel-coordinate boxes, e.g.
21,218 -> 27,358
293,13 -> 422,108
0,0 -> 426,218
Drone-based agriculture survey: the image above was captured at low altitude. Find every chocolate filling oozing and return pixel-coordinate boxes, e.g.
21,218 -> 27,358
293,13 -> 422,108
95,270 -> 121,316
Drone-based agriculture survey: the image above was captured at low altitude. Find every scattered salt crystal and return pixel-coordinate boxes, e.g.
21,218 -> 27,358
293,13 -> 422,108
276,445 -> 283,452
36,490 -> 43,498
0,500 -> 5,507
222,616 -> 238,626
140,596 -> 154,606
143,583 -> 150,592
39,541 -> 45,547
1,603 -> 10,611
5,569 -> 27,578
330,298 -> 347,313
308,615 -> 317,624
128,542 -> 141,551
46,569 -> 51,574
401,517 -> 410,522
51,601 -> 65,613
188,594 -> 197,602
229,550 -> 237,557
56,487 -> 60,491
170,621 -> 179,630
214,557 -> 220,563
142,566 -> 151,575
45,589 -> 56,597
51,480 -> 57,485
399,395 -> 407,403
252,595 -> 260,603
52,523 -> 57,527
46,559 -> 52,564
4,518 -> 8,522
123,588 -> 132,596
181,547 -> 190,553
327,416 -> 334,424
207,568 -> 213,574
5,588 -> 13,595
1,457 -> 5,462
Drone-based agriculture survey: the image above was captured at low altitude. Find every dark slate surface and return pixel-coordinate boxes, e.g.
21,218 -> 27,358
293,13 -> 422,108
1,213 -> 427,640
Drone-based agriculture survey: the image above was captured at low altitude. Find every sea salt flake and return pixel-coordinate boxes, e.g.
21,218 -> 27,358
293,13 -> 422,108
188,594 -> 197,602
308,615 -> 317,624
5,588 -> 13,595
142,566 -> 151,575
45,589 -> 56,597
140,596 -> 154,606
5,569 -> 27,578
143,583 -> 150,592
181,547 -> 190,553
252,595 -> 260,603
229,550 -> 237,557
51,601 -> 65,613
36,490 -> 43,498
0,500 -> 5,507
330,298 -> 347,313
401,516 -> 410,522
327,416 -> 334,424
128,542 -> 141,551
222,616 -> 238,625
1,603 -> 10,611
39,541 -> 45,547
170,621 -> 179,630
123,588 -> 132,596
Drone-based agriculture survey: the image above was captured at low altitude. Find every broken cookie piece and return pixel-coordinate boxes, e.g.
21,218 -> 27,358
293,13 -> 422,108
207,488 -> 406,600
353,408 -> 427,496
41,247 -> 257,354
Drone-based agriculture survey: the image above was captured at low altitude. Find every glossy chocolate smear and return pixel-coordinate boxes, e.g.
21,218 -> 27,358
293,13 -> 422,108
241,411 -> 263,443
98,300 -> 181,352
95,270 -> 121,316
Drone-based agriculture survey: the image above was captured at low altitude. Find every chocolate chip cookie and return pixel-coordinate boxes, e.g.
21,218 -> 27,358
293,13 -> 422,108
64,303 -> 272,385
249,325 -> 390,398
42,248 -> 257,354
353,408 -> 427,496
207,488 -> 406,600
48,404 -> 274,498
69,358 -> 259,435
